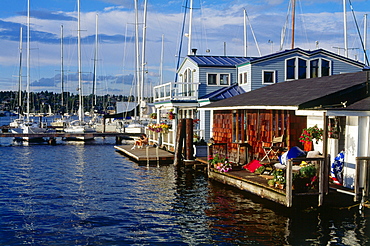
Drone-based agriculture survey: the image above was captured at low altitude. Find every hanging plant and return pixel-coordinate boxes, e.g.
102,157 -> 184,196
299,125 -> 323,144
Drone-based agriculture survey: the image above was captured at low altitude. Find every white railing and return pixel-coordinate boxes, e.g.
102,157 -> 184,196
145,128 -> 175,150
153,82 -> 199,102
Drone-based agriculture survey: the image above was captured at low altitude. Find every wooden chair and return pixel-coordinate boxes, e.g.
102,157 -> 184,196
261,135 -> 284,162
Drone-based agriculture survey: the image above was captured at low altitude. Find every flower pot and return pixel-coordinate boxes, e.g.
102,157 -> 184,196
303,141 -> 313,151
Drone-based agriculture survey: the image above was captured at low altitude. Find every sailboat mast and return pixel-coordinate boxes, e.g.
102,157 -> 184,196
18,27 -> 23,113
92,14 -> 98,109
61,25 -> 64,110
26,0 -> 30,121
140,0 -> 147,116
364,14 -> 367,64
160,34 -> 164,85
134,0 -> 140,118
77,0 -> 83,121
243,9 -> 247,57
343,0 -> 348,57
187,0 -> 193,55
291,0 -> 295,49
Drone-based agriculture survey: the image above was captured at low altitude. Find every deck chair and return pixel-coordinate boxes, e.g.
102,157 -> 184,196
261,135 -> 284,162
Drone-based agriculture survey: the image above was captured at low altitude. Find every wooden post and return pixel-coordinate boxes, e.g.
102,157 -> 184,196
286,159 -> 293,207
103,115 -> 106,133
318,158 -> 325,206
322,112 -> 329,195
185,118 -> 194,161
174,119 -> 185,166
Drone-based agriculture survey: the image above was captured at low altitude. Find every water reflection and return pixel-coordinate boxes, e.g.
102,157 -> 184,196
0,141 -> 369,245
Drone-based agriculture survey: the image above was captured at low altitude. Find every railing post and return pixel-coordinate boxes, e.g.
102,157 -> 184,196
286,159 -> 293,207
355,158 -> 361,202
318,159 -> 324,206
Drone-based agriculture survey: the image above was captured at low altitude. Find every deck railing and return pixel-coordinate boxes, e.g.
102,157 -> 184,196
145,128 -> 175,150
153,82 -> 198,102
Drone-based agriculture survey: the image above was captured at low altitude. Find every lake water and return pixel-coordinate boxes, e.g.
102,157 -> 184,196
1,116 -> 369,245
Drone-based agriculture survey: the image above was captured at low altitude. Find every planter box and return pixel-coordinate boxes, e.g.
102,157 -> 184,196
195,145 -> 208,157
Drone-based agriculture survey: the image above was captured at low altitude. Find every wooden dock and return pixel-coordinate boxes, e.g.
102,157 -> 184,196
0,132 -> 138,144
114,145 -> 174,164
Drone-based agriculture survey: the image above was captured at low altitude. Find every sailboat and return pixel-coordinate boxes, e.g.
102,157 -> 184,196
11,0 -> 47,142
124,0 -> 147,134
63,0 -> 95,140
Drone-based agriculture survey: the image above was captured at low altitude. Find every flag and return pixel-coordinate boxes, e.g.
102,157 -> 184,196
331,151 -> 344,185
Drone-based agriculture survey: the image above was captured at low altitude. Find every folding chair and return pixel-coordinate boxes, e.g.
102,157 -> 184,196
261,135 -> 284,162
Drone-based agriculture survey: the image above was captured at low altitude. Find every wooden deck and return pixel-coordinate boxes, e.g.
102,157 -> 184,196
208,169 -> 290,206
114,145 -> 174,165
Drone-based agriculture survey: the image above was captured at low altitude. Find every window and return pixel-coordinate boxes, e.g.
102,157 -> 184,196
321,59 -> 330,76
183,68 -> 192,83
207,74 -> 217,85
298,58 -> 307,79
310,59 -> 319,78
286,58 -> 295,80
220,74 -> 229,85
181,68 -> 195,97
263,70 -> 275,84
286,56 -> 332,80
207,73 -> 230,86
239,72 -> 247,84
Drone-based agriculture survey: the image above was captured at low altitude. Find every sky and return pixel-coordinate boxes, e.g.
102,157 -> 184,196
0,0 -> 369,96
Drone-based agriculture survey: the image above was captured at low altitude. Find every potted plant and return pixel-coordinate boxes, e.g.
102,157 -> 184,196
292,163 -> 317,192
150,113 -> 157,119
299,125 -> 323,151
271,169 -> 286,189
194,137 -> 207,157
208,154 -> 232,173
268,179 -> 275,187
167,109 -> 176,120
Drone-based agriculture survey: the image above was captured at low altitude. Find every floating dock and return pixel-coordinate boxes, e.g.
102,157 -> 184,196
114,145 -> 174,165
0,132 -> 137,144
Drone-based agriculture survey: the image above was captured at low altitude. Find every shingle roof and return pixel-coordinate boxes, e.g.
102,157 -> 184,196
331,96 -> 370,111
202,71 -> 369,109
199,84 -> 245,101
188,56 -> 251,67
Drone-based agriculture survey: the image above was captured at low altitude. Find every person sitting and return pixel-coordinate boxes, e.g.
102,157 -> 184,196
131,133 -> 149,150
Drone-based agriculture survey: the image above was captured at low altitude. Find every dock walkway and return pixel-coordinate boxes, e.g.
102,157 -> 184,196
114,145 -> 174,165
0,132 -> 138,144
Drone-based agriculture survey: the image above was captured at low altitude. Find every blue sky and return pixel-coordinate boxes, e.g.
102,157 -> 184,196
0,0 -> 369,96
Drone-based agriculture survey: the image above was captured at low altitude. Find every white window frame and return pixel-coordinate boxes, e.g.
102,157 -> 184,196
308,58 -> 332,78
285,57 -> 309,80
207,73 -> 231,86
262,70 -> 276,84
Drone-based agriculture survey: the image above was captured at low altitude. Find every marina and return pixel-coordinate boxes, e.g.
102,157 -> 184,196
0,0 -> 370,244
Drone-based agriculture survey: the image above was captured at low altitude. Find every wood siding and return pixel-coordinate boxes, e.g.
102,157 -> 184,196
212,109 -> 306,163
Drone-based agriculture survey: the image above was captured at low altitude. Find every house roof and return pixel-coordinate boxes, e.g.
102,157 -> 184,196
187,55 -> 251,67
199,84 -> 245,101
202,71 -> 370,110
329,96 -> 370,111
